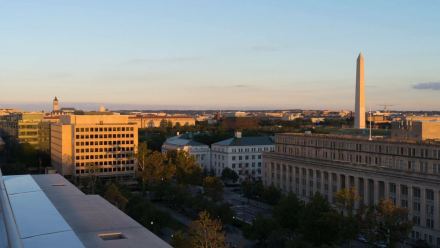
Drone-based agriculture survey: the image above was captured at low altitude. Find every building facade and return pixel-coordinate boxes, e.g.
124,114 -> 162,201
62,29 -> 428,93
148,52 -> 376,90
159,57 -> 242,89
51,114 -> 138,179
0,112 -> 51,151
263,133 -> 440,245
162,134 -> 211,171
129,115 -> 195,129
211,132 -> 274,181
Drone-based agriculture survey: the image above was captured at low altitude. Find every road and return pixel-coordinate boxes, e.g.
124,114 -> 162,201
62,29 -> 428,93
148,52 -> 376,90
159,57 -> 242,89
223,187 -> 272,224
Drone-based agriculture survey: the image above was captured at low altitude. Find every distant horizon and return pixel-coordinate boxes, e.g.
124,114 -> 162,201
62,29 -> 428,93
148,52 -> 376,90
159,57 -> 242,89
1,101 -> 438,113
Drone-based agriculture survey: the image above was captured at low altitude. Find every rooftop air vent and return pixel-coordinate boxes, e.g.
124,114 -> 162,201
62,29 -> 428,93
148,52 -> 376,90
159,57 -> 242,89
98,232 -> 126,241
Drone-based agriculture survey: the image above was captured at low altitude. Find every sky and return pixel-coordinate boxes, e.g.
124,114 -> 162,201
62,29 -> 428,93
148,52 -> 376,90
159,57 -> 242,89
0,0 -> 439,111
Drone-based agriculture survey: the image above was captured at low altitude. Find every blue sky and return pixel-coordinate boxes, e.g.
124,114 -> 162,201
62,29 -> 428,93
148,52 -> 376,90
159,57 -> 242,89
1,0 -> 439,110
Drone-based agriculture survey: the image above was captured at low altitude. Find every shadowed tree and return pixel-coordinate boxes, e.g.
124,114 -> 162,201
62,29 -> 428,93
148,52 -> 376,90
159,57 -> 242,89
361,199 -> 413,247
188,211 -> 227,248
104,183 -> 128,211
135,142 -> 150,195
335,187 -> 360,217
203,176 -> 224,201
300,193 -> 344,246
221,167 -> 239,184
171,230 -> 190,248
273,193 -> 304,231
170,150 -> 203,185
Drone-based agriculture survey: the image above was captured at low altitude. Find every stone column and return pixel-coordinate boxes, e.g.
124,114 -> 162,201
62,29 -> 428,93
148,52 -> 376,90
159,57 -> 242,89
374,180 -> 379,205
434,190 -> 440,230
420,187 -> 426,227
364,178 -> 369,205
384,181 -> 389,200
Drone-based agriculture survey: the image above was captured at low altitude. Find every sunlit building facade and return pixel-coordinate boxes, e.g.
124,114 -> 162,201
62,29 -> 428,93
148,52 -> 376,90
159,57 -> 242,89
51,114 -> 138,179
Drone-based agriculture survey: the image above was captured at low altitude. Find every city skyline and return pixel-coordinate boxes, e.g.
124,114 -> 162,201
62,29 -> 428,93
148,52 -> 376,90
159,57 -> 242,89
1,1 -> 440,110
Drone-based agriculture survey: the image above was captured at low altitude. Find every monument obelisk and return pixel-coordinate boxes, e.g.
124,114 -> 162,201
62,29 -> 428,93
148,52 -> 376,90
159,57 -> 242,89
354,53 -> 365,129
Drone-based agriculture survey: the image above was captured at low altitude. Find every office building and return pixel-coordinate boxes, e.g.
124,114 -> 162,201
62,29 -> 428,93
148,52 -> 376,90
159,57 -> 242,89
211,132 -> 274,181
0,112 -> 51,151
263,132 -> 440,245
50,114 -> 138,179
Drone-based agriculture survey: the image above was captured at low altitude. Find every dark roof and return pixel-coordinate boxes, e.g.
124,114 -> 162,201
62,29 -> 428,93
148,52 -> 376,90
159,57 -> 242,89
213,136 -> 274,146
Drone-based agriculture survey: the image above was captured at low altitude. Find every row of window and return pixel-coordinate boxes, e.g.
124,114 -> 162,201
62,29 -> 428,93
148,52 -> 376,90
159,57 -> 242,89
277,136 -> 440,159
230,162 -> 262,169
75,160 -> 135,167
75,153 -> 133,160
75,147 -> 134,153
212,146 -> 274,153
75,127 -> 134,132
75,133 -> 134,139
279,145 -> 440,174
75,166 -> 135,174
75,140 -> 134,146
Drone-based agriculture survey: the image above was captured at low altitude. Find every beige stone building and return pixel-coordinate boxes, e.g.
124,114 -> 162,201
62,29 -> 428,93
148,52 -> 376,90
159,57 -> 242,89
129,115 -> 195,128
51,114 -> 138,179
263,132 -> 440,245
392,120 -> 440,142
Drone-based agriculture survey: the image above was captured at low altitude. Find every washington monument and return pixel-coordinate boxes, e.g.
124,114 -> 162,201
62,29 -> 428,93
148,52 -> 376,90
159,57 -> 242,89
354,53 -> 365,129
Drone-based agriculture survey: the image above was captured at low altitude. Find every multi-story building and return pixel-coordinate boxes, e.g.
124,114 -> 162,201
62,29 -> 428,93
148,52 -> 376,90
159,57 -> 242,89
51,114 -> 138,179
129,114 -> 195,129
0,112 -> 51,151
263,132 -> 440,245
162,134 -> 211,171
392,120 -> 440,142
211,132 -> 274,181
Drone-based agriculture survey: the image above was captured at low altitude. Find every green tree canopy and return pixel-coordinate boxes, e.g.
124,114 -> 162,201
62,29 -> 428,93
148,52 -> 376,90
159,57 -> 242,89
273,193 -> 304,231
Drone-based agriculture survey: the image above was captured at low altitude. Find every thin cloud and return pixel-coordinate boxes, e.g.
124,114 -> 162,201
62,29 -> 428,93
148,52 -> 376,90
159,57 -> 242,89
233,84 -> 250,88
250,45 -> 281,52
125,56 -> 202,65
412,82 -> 440,91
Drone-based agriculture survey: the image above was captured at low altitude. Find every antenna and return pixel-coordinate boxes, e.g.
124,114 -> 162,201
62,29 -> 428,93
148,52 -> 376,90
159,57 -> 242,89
368,107 -> 372,141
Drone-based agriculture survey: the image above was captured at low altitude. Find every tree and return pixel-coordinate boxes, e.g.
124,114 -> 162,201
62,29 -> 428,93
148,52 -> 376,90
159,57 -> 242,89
335,187 -> 361,246
104,183 -> 129,211
244,215 -> 280,244
171,151 -> 203,185
203,176 -> 224,201
139,150 -> 175,192
135,142 -> 149,195
300,193 -> 343,246
241,180 -> 264,200
221,167 -> 239,184
188,211 -> 227,248
81,163 -> 99,194
171,230 -> 190,248
335,187 -> 360,217
262,185 -> 282,205
361,199 -> 412,246
273,193 -> 304,231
